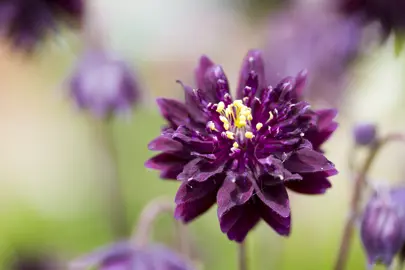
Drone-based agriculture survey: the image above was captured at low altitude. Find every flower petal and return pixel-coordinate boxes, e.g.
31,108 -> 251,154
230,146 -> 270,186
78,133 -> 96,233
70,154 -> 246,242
147,135 -> 183,152
174,177 -> 223,222
236,49 -> 266,99
253,181 -> 290,218
258,200 -> 291,236
172,126 -> 217,154
204,65 -> 231,101
217,173 -> 254,219
156,98 -> 188,128
306,121 -> 338,151
283,147 -> 335,173
219,202 -> 260,242
177,158 -> 225,182
195,55 -> 215,91
178,81 -> 206,124
285,172 -> 333,194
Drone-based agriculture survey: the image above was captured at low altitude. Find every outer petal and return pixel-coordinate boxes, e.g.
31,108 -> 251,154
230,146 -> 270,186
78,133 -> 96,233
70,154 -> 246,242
174,176 -> 223,222
236,49 -> 266,99
253,181 -> 290,218
306,122 -> 338,151
285,171 -> 333,194
145,152 -> 190,180
219,202 -> 260,242
172,126 -> 217,153
258,200 -> 291,236
195,55 -> 215,91
156,98 -> 188,128
147,135 -> 183,152
204,65 -> 231,101
217,174 -> 254,220
177,158 -> 225,182
283,147 -> 335,174
177,81 -> 206,124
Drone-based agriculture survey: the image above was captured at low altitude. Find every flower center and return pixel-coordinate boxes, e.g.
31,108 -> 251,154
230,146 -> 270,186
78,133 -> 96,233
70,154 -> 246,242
207,99 -> 267,152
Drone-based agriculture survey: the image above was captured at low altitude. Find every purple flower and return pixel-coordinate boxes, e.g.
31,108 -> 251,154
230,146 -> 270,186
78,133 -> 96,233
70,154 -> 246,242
353,122 -> 377,146
264,6 -> 361,107
360,188 -> 405,267
0,0 -> 83,51
69,49 -> 140,119
340,0 -> 405,36
145,50 -> 338,242
9,251 -> 59,270
70,242 -> 195,270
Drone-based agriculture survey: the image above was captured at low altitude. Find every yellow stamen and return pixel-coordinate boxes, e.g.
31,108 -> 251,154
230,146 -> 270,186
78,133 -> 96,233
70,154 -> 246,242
233,142 -> 239,148
207,121 -> 217,131
223,122 -> 230,131
226,131 -> 235,140
216,101 -> 225,113
256,122 -> 263,131
245,131 -> 254,139
219,116 -> 228,123
233,100 -> 243,108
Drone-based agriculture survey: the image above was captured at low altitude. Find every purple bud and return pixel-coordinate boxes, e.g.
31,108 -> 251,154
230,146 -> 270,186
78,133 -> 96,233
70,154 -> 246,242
353,122 -> 377,146
70,241 -> 195,270
360,191 -> 405,267
69,49 -> 140,119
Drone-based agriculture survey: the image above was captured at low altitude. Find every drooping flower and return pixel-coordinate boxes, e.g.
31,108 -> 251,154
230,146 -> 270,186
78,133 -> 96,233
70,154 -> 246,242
340,0 -> 405,37
264,5 -> 361,107
70,241 -> 195,270
0,0 -> 83,51
146,50 -> 338,242
352,122 -> 377,146
360,188 -> 405,267
68,49 -> 140,119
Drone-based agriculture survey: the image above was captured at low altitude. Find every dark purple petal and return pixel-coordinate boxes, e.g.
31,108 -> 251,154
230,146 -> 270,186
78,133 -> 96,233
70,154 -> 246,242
174,177 -> 223,222
156,98 -> 188,128
217,174 -> 254,219
178,81 -> 207,124
177,158 -> 225,182
204,65 -> 231,101
316,109 -> 338,130
145,153 -> 190,180
236,49 -> 266,99
258,200 -> 291,236
284,172 -> 333,194
253,182 -> 290,218
147,135 -> 183,152
283,147 -> 335,173
172,126 -> 217,153
195,55 -> 215,91
219,202 -> 261,242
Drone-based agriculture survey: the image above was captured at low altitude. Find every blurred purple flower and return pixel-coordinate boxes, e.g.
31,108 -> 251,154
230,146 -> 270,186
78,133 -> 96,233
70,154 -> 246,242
146,50 -> 338,242
340,0 -> 405,37
353,122 -> 377,146
264,6 -> 361,107
0,0 -> 82,51
69,49 -> 140,119
70,241 -> 194,270
360,188 -> 405,267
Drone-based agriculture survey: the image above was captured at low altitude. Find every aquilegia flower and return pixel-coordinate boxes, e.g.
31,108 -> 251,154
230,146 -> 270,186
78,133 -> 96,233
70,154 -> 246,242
360,188 -> 405,267
352,122 -> 377,146
70,241 -> 194,270
340,0 -> 405,37
68,49 -> 140,119
146,50 -> 338,242
0,0 -> 83,51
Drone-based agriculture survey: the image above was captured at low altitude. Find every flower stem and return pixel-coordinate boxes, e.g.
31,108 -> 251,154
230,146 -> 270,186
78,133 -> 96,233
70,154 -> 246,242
98,120 -> 128,239
238,241 -> 248,270
132,197 -> 190,257
334,133 -> 405,270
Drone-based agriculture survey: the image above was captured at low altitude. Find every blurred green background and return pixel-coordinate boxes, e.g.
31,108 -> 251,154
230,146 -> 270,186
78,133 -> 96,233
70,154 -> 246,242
1,0 -> 405,269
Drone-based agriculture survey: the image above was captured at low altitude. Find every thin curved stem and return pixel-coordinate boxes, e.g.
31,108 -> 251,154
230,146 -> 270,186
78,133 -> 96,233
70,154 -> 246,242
238,241 -> 248,270
334,133 -> 405,270
131,197 -> 190,258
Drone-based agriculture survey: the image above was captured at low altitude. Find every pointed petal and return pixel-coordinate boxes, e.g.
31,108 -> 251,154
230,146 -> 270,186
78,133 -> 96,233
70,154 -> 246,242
219,203 -> 260,242
174,177 -> 222,222
195,55 -> 215,90
283,147 -> 335,173
236,50 -> 266,99
217,174 -> 254,219
156,98 -> 188,128
253,181 -> 290,218
285,172 -> 333,194
148,135 -> 183,152
204,65 -> 231,101
258,200 -> 291,236
177,158 -> 225,182
315,108 -> 338,130
172,126 -> 217,153
177,81 -> 206,124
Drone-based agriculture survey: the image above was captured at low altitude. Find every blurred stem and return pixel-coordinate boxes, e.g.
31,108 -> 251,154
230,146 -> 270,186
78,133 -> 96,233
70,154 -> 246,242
132,197 -> 190,258
99,119 -> 128,239
334,133 -> 405,270
238,241 -> 248,270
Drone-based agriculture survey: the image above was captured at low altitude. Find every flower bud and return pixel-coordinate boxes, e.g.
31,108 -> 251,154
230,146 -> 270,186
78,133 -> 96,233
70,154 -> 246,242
360,191 -> 405,267
353,122 -> 377,146
69,49 -> 140,119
